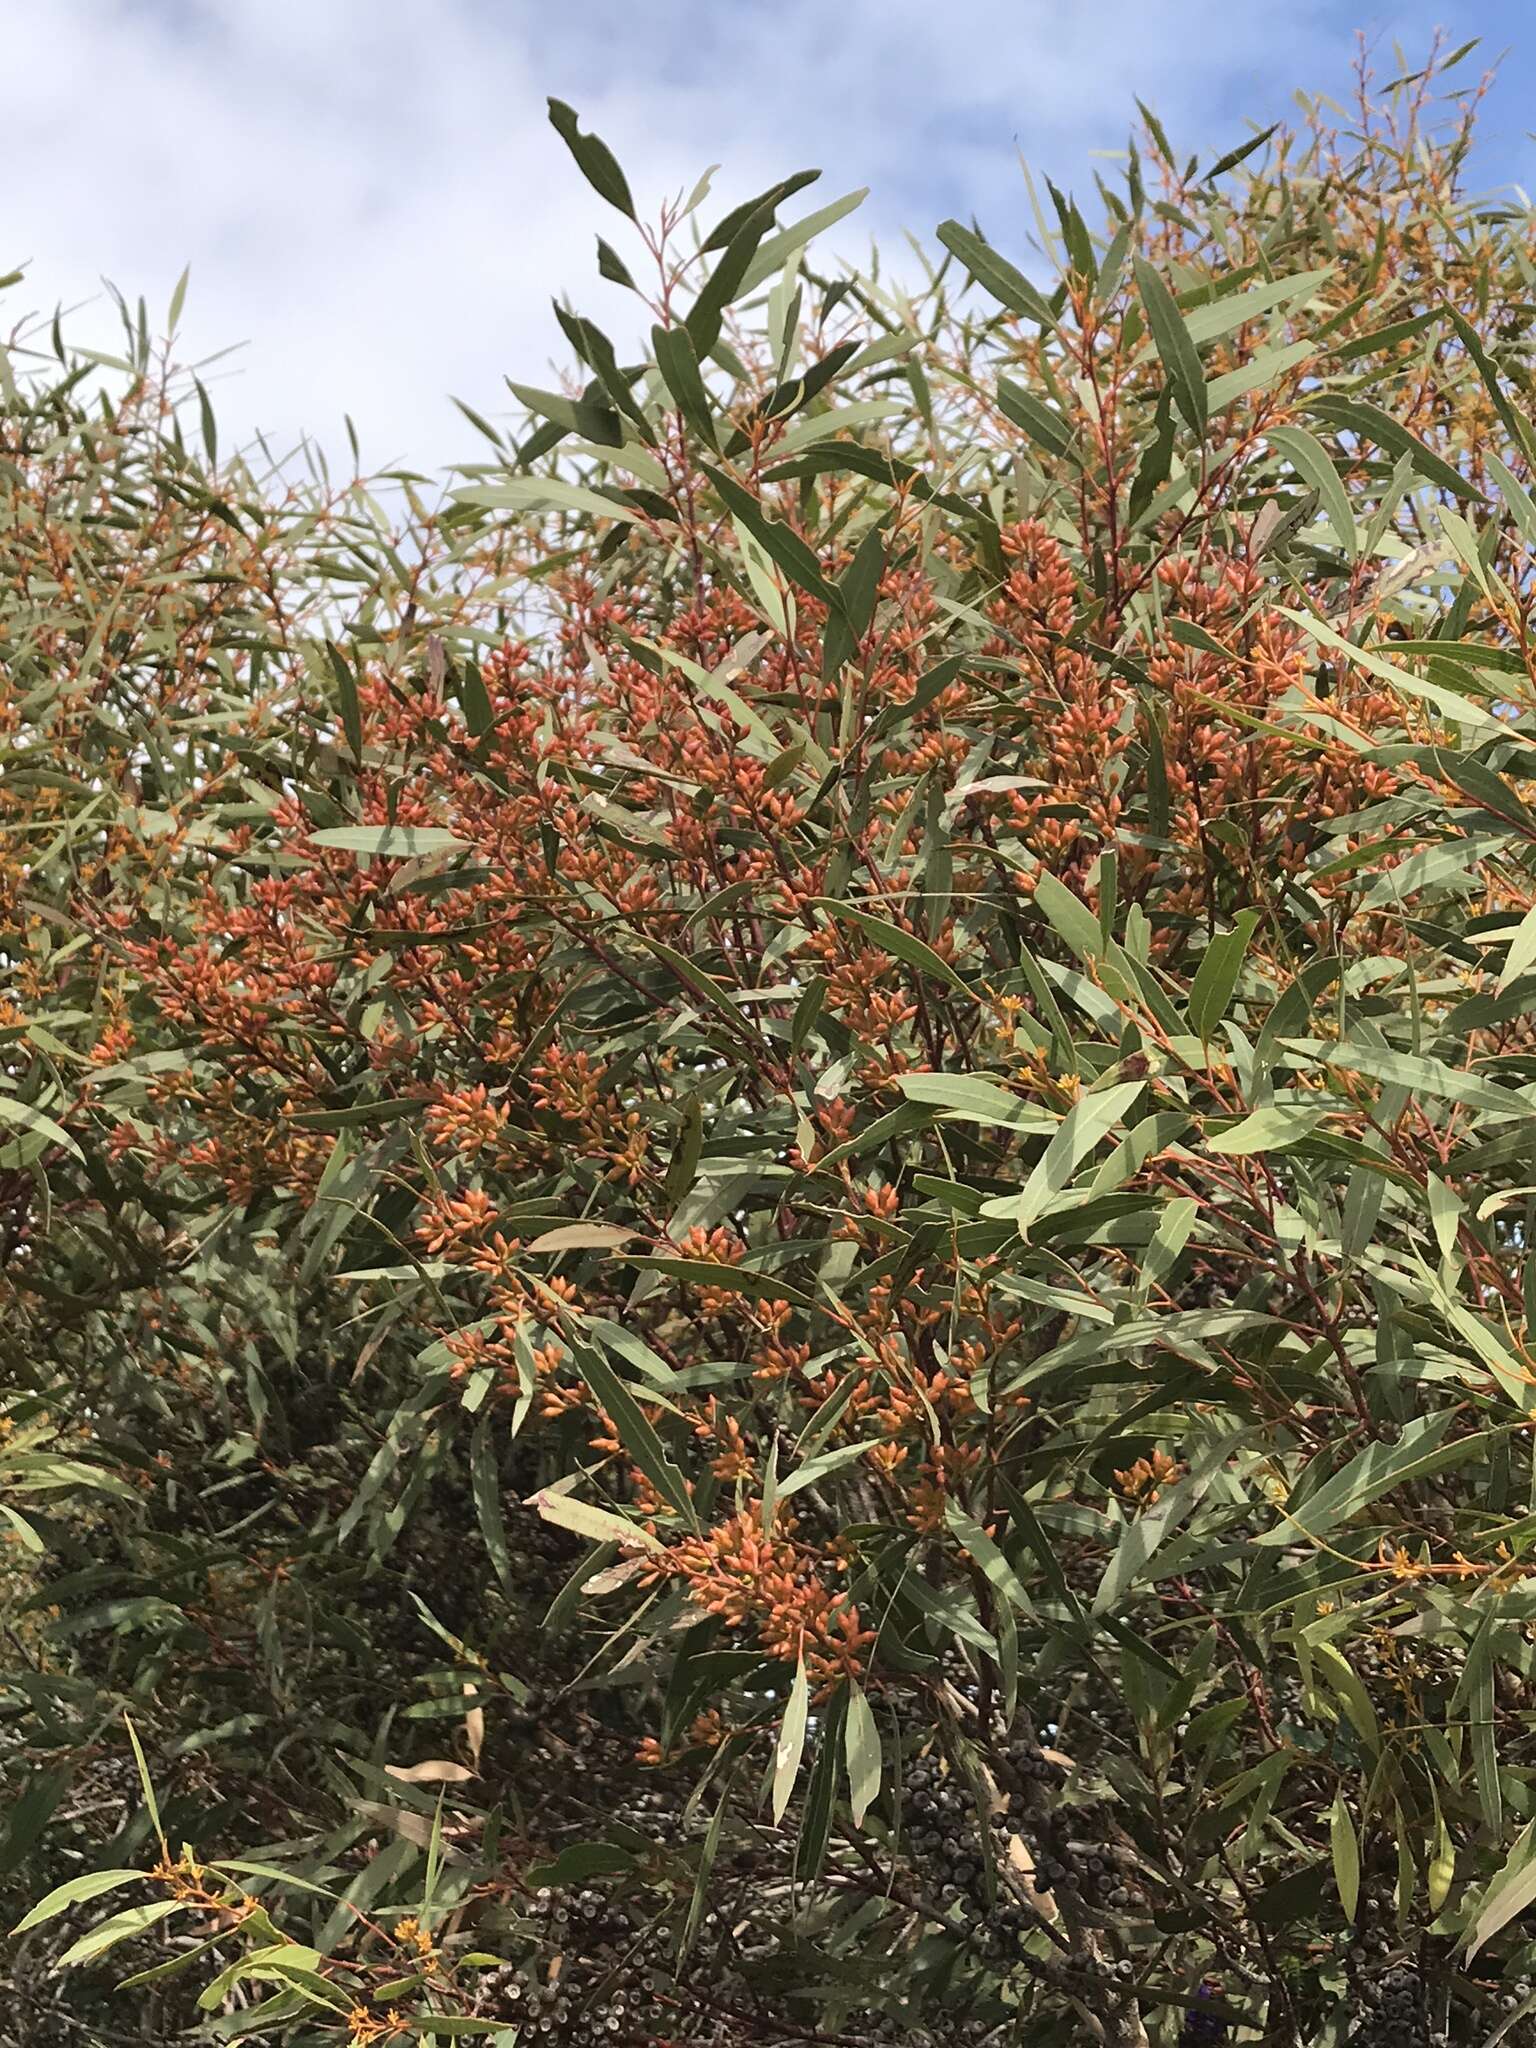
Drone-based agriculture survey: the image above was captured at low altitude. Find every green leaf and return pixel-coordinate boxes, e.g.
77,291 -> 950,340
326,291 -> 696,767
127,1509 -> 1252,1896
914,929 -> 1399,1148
1093,1430 -> 1246,1612
688,191 -> 799,357
682,1774 -> 736,1955
1266,423 -> 1359,555
1312,1642 -> 1380,1755
596,236 -> 637,289
1139,1194 -> 1199,1296
1284,1037 -> 1524,1115
813,899 -> 971,995
309,826 -> 470,858
1134,255 -> 1207,438
641,936 -> 771,1050
622,1257 -> 819,1314
1032,870 -> 1104,964
1261,1413 -> 1479,1550
895,1072 -> 1045,1126
703,172 -> 820,253
935,222 -> 1055,326
794,1683 -> 843,1885
1206,1101 -> 1331,1154
1467,1820 -> 1536,1959
505,380 -> 624,449
1444,303 -> 1536,467
1330,1790 -> 1360,1922
1008,1080 -> 1144,1238
1187,910 -> 1260,1042
1306,393 -> 1484,503
547,100 -> 637,220
772,1658 -> 810,1824
471,1411 -> 512,1594
453,656 -> 493,739
652,324 -> 719,450
946,1502 -> 1034,1615
196,1943 -> 329,2012
1205,340 -> 1314,409
1498,903 -> 1536,994
325,640 -> 362,761
1201,122 -> 1281,184
576,1344 -> 696,1525
740,189 -> 869,295
845,1682 -> 881,1828
0,1768 -> 70,1876
123,1714 -> 164,1853
1428,1789 -> 1456,1914
1278,608 -> 1506,732
456,476 -> 642,524
413,2018 -> 521,2036
57,1899 -> 188,1968
526,1842 -> 636,1888
662,1092 -> 705,1208
529,1488 -> 663,1553
778,1439 -> 875,1498
701,463 -> 840,611
586,1318 -> 680,1389
995,378 -> 1079,462
0,1093 -> 80,1161
12,1869 -> 147,1934
1182,266 -> 1332,344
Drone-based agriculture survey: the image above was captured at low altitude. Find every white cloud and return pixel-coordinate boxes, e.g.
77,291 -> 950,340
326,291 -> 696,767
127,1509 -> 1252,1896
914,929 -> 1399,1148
3,0 -> 1465,471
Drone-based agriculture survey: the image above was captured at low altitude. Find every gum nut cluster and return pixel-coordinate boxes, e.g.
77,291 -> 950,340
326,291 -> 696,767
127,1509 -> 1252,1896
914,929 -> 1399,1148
613,1781 -> 708,1846
1027,1806 -> 1125,1907
1346,1963 -> 1446,2048
906,1756 -> 985,1893
1000,1734 -> 1067,1790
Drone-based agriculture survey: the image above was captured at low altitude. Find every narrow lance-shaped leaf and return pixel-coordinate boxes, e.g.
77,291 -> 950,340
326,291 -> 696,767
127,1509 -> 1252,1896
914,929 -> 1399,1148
652,324 -> 719,451
1305,392 -> 1484,503
1134,255 -> 1207,438
771,1658 -> 810,1824
1266,423 -> 1358,556
935,221 -> 1056,326
701,462 -> 843,612
576,1344 -> 697,1526
547,99 -> 637,220
845,1682 -> 881,1828
1467,1821 -> 1536,1959
326,640 -> 362,762
1330,1790 -> 1360,1922
814,899 -> 972,995
1012,1080 -> 1145,1238
12,1869 -> 148,1935
1188,909 -> 1259,1043
1256,1412 -> 1478,1547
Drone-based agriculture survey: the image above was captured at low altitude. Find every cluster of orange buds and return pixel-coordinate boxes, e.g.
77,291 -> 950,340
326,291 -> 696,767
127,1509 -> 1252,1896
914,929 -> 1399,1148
671,1226 -> 757,1322
693,1399 -> 753,1483
423,1083 -> 514,1164
1379,1541 -> 1431,1583
346,2006 -> 410,2046
1115,1450 -> 1182,1506
647,1508 -> 874,1689
751,1333 -> 812,1383
415,1186 -> 518,1274
635,1709 -> 728,1767
903,1444 -> 986,1533
392,1915 -> 438,1964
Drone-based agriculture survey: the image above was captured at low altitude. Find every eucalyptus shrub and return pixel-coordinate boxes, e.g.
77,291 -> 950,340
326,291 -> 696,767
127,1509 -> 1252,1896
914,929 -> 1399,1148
11,42 -> 1536,2048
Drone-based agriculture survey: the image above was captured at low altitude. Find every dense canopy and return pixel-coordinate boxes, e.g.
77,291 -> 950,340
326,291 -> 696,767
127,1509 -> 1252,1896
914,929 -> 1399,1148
8,41 -> 1536,2048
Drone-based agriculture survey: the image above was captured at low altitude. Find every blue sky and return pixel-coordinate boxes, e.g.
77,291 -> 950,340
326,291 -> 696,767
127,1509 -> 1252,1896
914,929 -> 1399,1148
8,2 -> 1534,469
